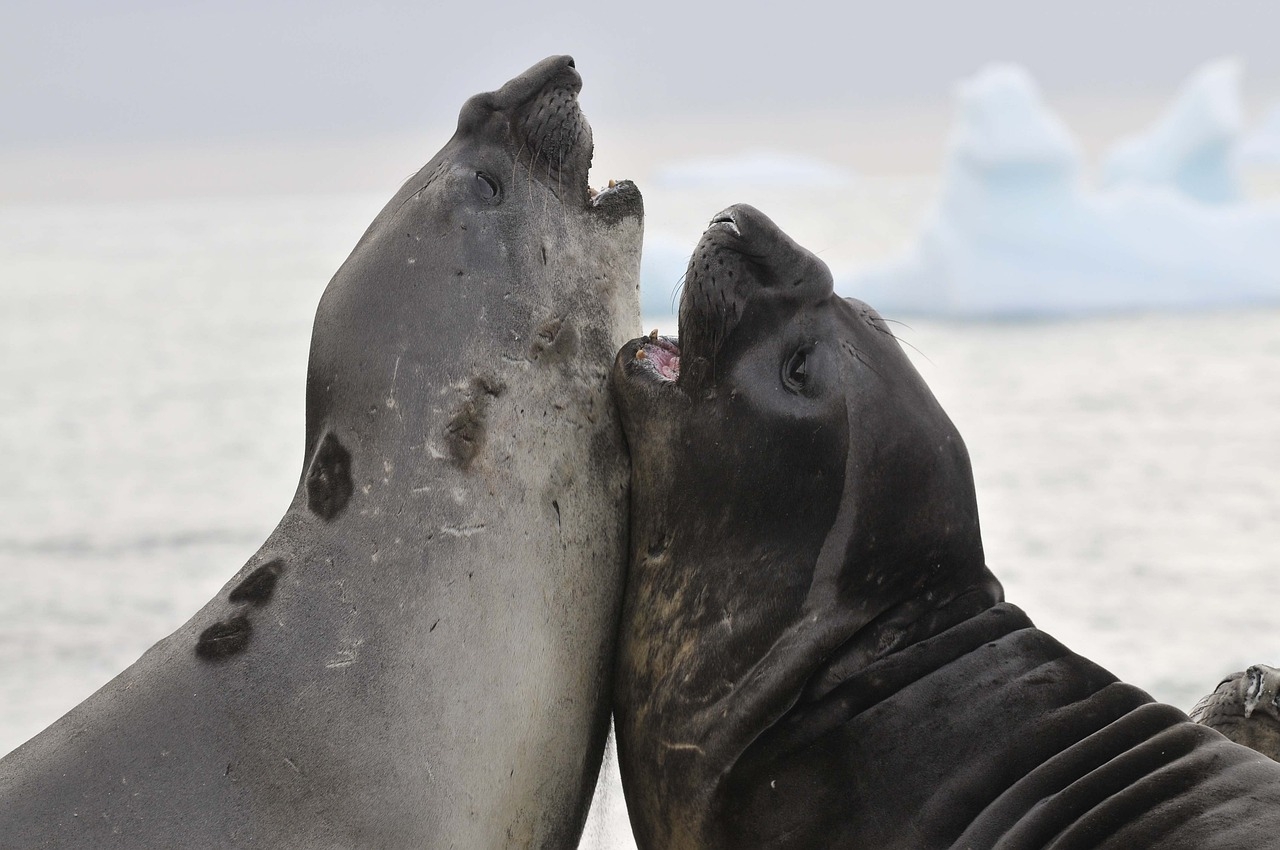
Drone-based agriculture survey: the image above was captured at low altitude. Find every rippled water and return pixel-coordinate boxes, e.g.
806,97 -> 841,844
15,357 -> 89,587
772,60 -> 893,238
4,193 -> 1280,847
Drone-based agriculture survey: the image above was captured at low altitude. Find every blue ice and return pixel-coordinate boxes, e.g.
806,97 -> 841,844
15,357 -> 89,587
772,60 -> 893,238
851,63 -> 1280,318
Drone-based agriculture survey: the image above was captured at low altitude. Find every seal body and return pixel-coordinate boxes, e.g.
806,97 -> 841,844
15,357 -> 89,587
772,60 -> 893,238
1191,664 -> 1280,761
1,56 -> 642,848
610,204 -> 1280,849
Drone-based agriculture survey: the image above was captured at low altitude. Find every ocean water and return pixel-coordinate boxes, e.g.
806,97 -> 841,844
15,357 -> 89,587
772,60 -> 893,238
4,191 -> 1280,847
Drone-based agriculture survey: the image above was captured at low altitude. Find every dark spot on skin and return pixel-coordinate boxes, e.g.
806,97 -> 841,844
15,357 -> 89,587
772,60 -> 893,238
529,317 -> 578,365
196,615 -> 251,660
306,432 -> 353,521
446,402 -> 485,467
446,376 -> 504,469
229,559 -> 283,606
552,499 -> 561,527
541,245 -> 548,265
430,619 -> 439,632
531,317 -> 562,354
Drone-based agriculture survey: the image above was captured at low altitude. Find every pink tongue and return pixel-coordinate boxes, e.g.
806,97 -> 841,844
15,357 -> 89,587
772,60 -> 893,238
645,344 -> 680,380
657,355 -> 680,380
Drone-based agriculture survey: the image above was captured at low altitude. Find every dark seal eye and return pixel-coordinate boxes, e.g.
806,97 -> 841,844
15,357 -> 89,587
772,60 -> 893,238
474,172 -> 499,200
783,347 -> 811,392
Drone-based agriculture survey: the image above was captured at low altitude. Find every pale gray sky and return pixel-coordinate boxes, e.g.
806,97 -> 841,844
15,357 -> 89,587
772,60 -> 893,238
3,0 -> 1279,198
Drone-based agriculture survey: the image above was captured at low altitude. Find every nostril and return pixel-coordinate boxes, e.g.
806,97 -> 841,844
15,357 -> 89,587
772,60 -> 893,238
566,58 -> 576,68
710,210 -> 741,237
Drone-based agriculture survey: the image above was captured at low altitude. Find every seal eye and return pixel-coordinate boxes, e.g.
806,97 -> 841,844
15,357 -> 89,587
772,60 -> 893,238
474,172 -> 500,200
783,347 -> 810,392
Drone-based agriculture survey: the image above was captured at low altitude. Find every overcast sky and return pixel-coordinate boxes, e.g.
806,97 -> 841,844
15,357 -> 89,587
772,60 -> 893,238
4,0 -> 1280,149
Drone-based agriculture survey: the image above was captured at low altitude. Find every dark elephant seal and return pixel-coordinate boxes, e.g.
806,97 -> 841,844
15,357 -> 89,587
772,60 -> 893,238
1191,664 -> 1280,761
0,55 -> 642,848
610,204 -> 1280,849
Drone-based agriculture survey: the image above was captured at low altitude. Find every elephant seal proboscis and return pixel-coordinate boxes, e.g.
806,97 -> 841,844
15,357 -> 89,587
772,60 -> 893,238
610,203 -> 1280,849
0,55 -> 642,848
1191,664 -> 1280,762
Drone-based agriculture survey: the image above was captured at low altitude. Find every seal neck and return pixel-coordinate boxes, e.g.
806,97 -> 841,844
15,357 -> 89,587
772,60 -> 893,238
801,565 -> 1006,703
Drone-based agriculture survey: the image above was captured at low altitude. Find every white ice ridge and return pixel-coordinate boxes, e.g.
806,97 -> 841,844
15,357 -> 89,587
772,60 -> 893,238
849,62 -> 1280,318
1100,58 -> 1243,204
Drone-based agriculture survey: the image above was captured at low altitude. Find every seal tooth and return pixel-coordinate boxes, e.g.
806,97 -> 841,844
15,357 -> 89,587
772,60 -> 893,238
635,349 -> 647,360
649,329 -> 659,341
608,179 -> 617,188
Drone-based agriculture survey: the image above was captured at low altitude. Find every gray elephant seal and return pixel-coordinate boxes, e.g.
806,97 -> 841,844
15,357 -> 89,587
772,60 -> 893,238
610,204 -> 1280,849
1191,664 -> 1280,761
1,55 -> 641,848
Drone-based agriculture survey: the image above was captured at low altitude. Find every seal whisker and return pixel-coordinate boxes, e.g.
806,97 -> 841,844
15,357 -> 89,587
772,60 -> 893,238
841,340 -> 884,379
511,136 -> 529,205
872,322 -> 933,365
557,145 -> 568,228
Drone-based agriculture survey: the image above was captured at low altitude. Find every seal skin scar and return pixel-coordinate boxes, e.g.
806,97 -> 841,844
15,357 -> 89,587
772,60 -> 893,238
444,375 -> 504,469
439,524 -> 486,538
195,615 -> 252,660
305,432 -> 353,521
228,559 -> 283,606
528,316 -> 579,365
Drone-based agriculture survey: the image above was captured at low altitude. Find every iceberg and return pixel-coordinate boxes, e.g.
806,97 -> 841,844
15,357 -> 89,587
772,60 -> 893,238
851,64 -> 1280,318
1241,101 -> 1280,167
1100,59 -> 1243,204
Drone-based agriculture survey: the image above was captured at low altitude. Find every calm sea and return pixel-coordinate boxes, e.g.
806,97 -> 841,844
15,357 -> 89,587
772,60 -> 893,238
4,190 -> 1280,848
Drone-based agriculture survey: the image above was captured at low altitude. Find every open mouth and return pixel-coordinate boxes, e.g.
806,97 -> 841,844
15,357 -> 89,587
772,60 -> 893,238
633,330 -> 681,382
504,56 -> 642,216
588,179 -> 631,207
